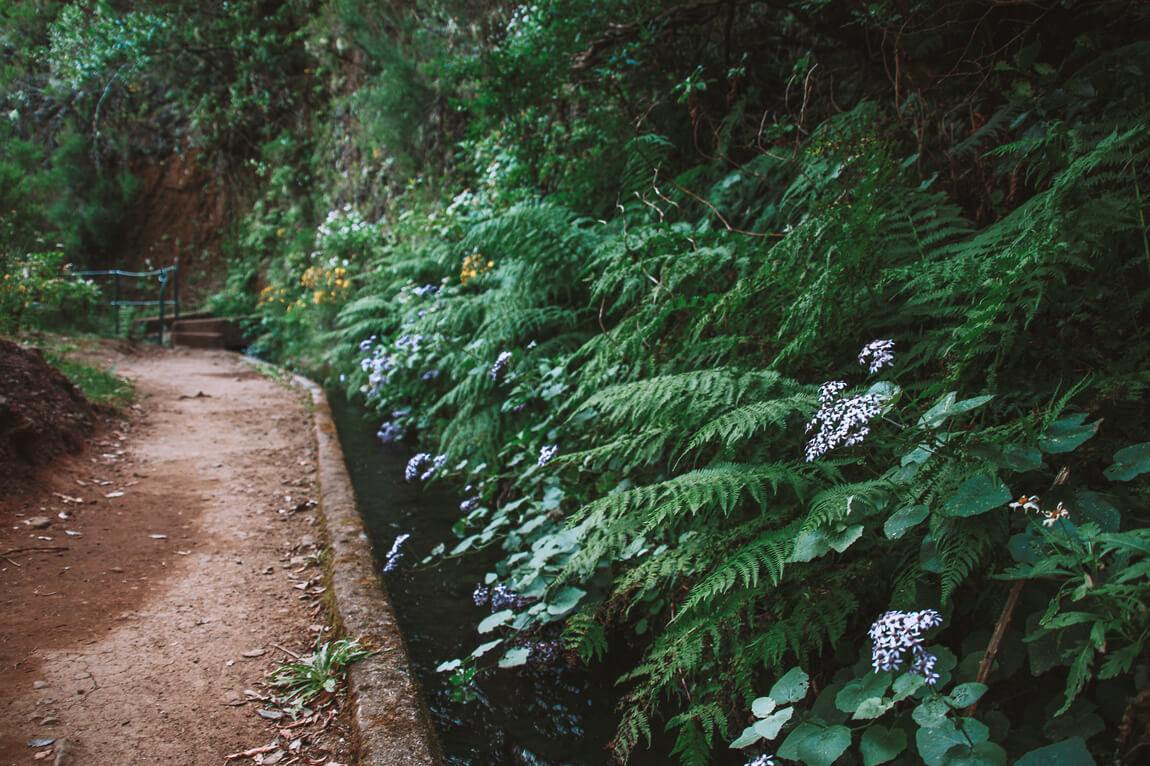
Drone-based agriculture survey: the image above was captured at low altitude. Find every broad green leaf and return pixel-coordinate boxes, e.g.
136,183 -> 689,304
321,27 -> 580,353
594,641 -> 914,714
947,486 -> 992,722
796,725 -> 852,766
546,586 -> 586,616
778,722 -> 823,761
854,697 -> 895,719
1014,737 -> 1096,766
885,504 -> 928,539
769,666 -> 810,703
497,647 -> 531,668
918,393 -> 994,429
751,696 -> 777,718
917,719 -> 989,766
941,741 -> 1007,766
435,658 -> 462,672
470,638 -> 502,658
941,475 -> 1011,517
829,524 -> 865,552
892,672 -> 925,701
861,724 -> 907,766
946,682 -> 987,708
787,529 -> 831,562
912,697 -> 951,728
969,443 -> 1043,472
729,723 -> 764,749
1074,492 -> 1121,532
752,706 -> 794,740
1038,414 -> 1100,454
477,609 -> 514,633
1103,442 -> 1150,481
835,672 -> 892,714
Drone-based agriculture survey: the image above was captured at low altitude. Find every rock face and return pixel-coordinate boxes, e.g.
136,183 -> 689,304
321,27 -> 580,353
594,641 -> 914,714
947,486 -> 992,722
0,337 -> 94,481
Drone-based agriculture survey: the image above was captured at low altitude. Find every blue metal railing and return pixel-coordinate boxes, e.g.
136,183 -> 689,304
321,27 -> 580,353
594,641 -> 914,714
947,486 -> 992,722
72,265 -> 179,344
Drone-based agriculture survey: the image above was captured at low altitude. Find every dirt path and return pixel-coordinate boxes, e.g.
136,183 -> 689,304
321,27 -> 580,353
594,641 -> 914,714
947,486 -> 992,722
0,347 -> 357,765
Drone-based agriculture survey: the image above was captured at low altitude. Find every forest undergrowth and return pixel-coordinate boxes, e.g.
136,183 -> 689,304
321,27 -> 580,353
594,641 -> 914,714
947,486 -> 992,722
3,1 -> 1150,764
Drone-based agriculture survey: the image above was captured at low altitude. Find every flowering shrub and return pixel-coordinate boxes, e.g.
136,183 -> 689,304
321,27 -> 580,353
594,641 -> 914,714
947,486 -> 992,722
0,251 -> 102,333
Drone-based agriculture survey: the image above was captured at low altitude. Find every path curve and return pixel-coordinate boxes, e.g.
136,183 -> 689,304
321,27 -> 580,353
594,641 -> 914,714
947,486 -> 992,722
0,347 -> 437,765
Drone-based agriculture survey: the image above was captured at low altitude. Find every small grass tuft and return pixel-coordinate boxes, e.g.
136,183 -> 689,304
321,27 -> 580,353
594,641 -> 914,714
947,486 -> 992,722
268,637 -> 376,709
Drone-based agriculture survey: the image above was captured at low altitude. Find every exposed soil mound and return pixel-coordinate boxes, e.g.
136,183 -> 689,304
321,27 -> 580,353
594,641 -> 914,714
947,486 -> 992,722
0,336 -> 95,480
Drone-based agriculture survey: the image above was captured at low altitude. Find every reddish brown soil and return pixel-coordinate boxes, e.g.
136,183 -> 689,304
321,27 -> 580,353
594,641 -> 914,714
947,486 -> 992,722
0,342 -> 357,765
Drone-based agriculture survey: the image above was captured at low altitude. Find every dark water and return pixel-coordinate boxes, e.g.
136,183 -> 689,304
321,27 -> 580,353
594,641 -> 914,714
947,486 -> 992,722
328,393 -> 670,766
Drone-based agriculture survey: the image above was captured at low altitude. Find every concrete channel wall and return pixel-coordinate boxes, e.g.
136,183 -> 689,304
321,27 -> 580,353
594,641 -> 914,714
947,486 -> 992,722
290,371 -> 445,766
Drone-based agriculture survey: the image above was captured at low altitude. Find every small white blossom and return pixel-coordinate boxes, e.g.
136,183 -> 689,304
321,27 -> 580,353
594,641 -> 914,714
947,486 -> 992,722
869,609 -> 943,684
805,381 -> 885,461
858,339 -> 896,373
538,445 -> 558,467
491,350 -> 513,381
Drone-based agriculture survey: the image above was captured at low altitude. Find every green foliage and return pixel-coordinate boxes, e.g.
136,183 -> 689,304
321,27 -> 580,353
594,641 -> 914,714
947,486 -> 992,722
12,0 -> 1149,763
0,251 -> 102,334
268,636 -> 376,709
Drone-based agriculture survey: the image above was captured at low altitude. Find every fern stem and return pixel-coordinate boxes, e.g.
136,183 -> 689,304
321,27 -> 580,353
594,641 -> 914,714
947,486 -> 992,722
962,579 -> 1025,717
1131,147 -> 1150,278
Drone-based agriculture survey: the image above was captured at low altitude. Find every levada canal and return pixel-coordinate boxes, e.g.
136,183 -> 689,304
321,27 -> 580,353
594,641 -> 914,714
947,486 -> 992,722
329,393 -> 684,766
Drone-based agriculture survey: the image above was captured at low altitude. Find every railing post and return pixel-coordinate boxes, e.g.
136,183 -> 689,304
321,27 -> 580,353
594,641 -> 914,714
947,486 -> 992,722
113,272 -> 120,336
157,272 -> 166,346
173,264 -> 180,323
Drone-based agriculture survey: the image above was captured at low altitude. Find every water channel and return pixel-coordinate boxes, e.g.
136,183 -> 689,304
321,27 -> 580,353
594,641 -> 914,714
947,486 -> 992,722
328,393 -> 677,765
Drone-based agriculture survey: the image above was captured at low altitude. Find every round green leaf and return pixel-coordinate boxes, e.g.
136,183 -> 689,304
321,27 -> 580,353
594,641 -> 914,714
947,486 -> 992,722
916,720 -> 965,766
861,724 -> 907,766
1103,442 -> 1150,481
477,609 -> 515,633
1014,737 -> 1096,766
797,725 -> 852,766
912,697 -> 951,728
751,696 -> 777,718
752,706 -> 794,740
497,647 -> 531,668
729,723 -> 764,749
835,673 -> 892,714
769,666 -> 810,704
885,504 -> 929,539
1039,414 -> 1100,454
942,741 -> 1007,766
942,475 -> 1011,517
946,682 -> 987,708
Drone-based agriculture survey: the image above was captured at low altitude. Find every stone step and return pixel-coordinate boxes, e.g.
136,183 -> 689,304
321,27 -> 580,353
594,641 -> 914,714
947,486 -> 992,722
131,310 -> 210,336
169,317 -> 251,351
169,330 -> 229,350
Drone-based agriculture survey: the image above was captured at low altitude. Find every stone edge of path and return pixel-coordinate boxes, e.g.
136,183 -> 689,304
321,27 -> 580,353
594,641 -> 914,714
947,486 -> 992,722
246,358 -> 444,765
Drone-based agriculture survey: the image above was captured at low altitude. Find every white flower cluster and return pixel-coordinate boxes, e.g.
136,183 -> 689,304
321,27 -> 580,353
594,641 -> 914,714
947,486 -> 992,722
869,609 -> 943,684
804,381 -> 885,461
538,445 -> 558,467
405,452 -> 446,482
858,339 -> 895,373
382,533 -> 410,573
491,350 -> 513,381
745,756 -> 775,766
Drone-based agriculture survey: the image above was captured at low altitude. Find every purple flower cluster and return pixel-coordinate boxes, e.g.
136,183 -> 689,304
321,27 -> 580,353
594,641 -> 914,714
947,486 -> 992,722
473,582 -> 530,611
382,533 -> 410,573
538,445 -> 558,467
491,350 -> 512,381
405,452 -> 447,481
868,609 -> 943,684
858,339 -> 895,374
528,640 -> 567,665
804,381 -> 884,461
376,422 -> 405,444
459,496 -> 480,513
412,284 -> 439,297
745,756 -> 775,766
